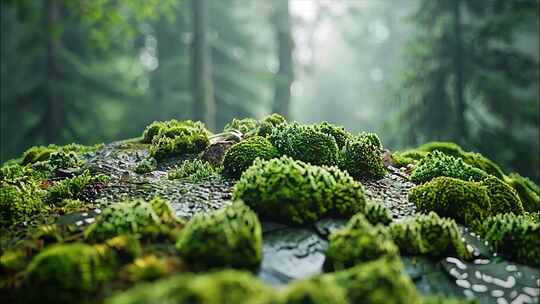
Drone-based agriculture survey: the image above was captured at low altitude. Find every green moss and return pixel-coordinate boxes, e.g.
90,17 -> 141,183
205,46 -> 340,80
145,120 -> 210,160
358,132 -> 383,151
105,235 -> 143,262
391,152 -> 418,167
408,176 -> 491,230
280,278 -> 348,304
233,156 -> 366,225
269,123 -> 339,166
149,197 -> 178,224
0,248 -> 27,271
168,159 -> 218,182
410,151 -> 488,184
314,121 -> 352,149
106,270 -> 272,304
84,198 -> 172,241
321,257 -> 420,304
506,173 -> 540,212
25,243 -> 117,293
481,176 -> 524,215
421,295 -> 479,304
257,113 -> 286,137
122,255 -> 168,282
417,141 -> 464,157
176,202 -> 262,271
46,170 -> 107,204
223,136 -> 279,178
364,201 -> 393,225
339,136 -> 386,179
481,213 -> 539,266
134,158 -> 157,174
223,117 -> 259,135
48,151 -> 82,170
20,143 -> 102,165
388,212 -> 471,259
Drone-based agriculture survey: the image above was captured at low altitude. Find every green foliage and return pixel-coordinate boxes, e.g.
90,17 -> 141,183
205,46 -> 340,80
506,173 -> 540,212
339,136 -> 386,179
410,151 -> 488,184
408,176 -> 491,230
21,145 -> 58,165
134,158 -> 157,174
314,122 -> 352,149
222,136 -> 279,178
84,198 -> 174,241
257,113 -> 287,137
45,170 -> 106,204
25,243 -> 117,293
105,270 -> 273,304
176,202 -> 262,271
364,201 -> 393,226
20,144 -> 103,166
481,176 -> 524,215
223,118 -> 259,135
280,278 -> 349,304
481,213 -> 540,266
233,156 -> 366,225
388,212 -> 471,259
168,159 -> 218,182
269,123 -> 339,166
48,151 -> 82,170
144,120 -> 210,160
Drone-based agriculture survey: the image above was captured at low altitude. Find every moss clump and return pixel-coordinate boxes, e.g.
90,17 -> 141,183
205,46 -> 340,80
358,132 -> 383,151
48,151 -> 81,170
408,176 -> 491,230
25,243 -> 116,293
20,143 -> 102,165
391,150 -> 427,167
0,164 -> 46,226
314,121 -> 352,149
233,156 -> 366,225
269,123 -> 339,166
122,255 -> 168,282
257,113 -> 286,137
84,198 -> 174,241
222,136 -> 279,178
416,141 -> 464,157
481,176 -> 524,215
388,212 -> 471,259
322,257 -> 420,304
106,270 -> 272,304
223,117 -> 259,135
104,235 -> 142,261
506,173 -> 540,212
410,151 -> 487,184
339,136 -> 386,179
364,201 -> 393,226
46,170 -> 107,204
481,213 -> 539,266
134,158 -> 157,174
168,159 -> 218,182
144,120 -> 210,160
176,202 -> 262,271
421,295 -> 479,304
280,278 -> 348,304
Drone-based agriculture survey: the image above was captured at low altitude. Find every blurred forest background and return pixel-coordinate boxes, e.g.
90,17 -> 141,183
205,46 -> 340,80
1,0 -> 539,181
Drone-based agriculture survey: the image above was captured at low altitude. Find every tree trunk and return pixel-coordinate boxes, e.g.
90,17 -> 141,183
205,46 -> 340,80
272,0 -> 294,119
453,0 -> 466,143
191,0 -> 215,131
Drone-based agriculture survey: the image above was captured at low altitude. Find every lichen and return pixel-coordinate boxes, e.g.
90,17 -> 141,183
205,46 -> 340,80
168,159 -> 218,182
269,123 -> 339,167
339,136 -> 386,179
280,277 -> 349,304
175,202 -> 262,271
481,213 -> 539,266
505,173 -> 540,212
408,176 -> 491,230
134,158 -> 157,174
410,151 -> 487,184
481,176 -> 524,215
222,136 -> 279,179
232,156 -> 366,225
144,120 -> 210,160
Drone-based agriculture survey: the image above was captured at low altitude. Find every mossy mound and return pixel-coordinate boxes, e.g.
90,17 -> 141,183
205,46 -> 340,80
388,212 -> 471,259
339,135 -> 386,179
410,151 -> 488,184
313,121 -> 352,149
20,143 -> 102,165
409,176 -> 491,229
143,120 -> 210,160
233,156 -> 366,224
46,170 -> 108,204
257,113 -> 287,137
280,278 -> 349,304
481,213 -> 540,266
134,157 -> 157,174
175,202 -> 262,271
25,243 -> 117,294
482,176 -> 524,215
269,123 -> 339,166
364,201 -> 393,226
168,159 -> 218,182
106,270 -> 273,304
223,117 -> 259,135
505,173 -> 540,212
223,136 -> 279,179
84,198 -> 175,241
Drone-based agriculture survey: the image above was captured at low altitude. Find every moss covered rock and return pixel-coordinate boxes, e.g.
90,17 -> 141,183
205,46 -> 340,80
176,202 -> 262,271
408,176 -> 491,230
313,121 -> 352,149
20,143 -> 102,165
233,156 -> 366,224
257,113 -> 287,137
481,176 -> 524,215
269,123 -> 339,166
481,213 -> 539,266
280,278 -> 349,304
410,151 -> 488,184
506,173 -> 540,212
223,136 -> 279,179
339,136 -> 386,179
364,201 -> 393,226
144,120 -> 209,160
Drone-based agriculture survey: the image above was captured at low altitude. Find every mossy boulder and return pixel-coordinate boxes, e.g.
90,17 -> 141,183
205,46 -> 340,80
339,136 -> 386,179
505,173 -> 540,212
313,121 -> 352,149
233,156 -> 366,225
144,120 -> 210,160
269,123 -> 339,166
223,136 -> 279,179
481,213 -> 540,266
410,151 -> 488,184
175,202 -> 262,271
364,200 -> 393,226
481,176 -> 524,215
280,278 -> 349,304
408,176 -> 491,230
257,113 -> 287,137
